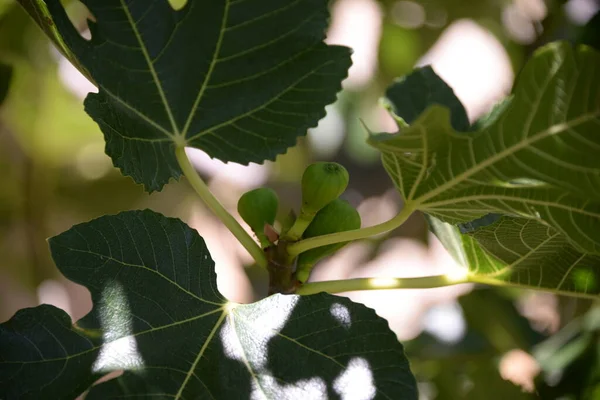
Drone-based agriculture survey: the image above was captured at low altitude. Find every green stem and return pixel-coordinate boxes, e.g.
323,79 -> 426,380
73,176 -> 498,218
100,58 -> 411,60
175,147 -> 268,269
282,212 -> 313,241
296,273 -> 469,295
287,206 -> 414,256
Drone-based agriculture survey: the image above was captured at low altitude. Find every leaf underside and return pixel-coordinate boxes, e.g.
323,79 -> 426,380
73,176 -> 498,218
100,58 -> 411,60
44,0 -> 351,192
428,216 -> 600,297
0,210 -> 417,399
371,42 -> 600,297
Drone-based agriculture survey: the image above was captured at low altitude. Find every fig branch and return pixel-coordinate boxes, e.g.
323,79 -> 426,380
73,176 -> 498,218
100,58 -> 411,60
296,273 -> 469,295
286,205 -> 414,257
175,147 -> 268,269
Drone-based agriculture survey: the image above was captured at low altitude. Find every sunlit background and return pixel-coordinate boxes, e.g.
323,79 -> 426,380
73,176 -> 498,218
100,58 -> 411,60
1,0 -> 599,398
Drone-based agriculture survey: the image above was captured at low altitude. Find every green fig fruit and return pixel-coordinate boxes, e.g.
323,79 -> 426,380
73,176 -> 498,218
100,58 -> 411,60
237,188 -> 279,248
283,162 -> 350,241
295,198 -> 361,283
301,162 -> 349,217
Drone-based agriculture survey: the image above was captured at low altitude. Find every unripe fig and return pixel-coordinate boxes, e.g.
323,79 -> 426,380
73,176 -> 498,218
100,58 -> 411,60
282,162 -> 350,241
301,162 -> 349,217
295,199 -> 361,283
237,188 -> 279,248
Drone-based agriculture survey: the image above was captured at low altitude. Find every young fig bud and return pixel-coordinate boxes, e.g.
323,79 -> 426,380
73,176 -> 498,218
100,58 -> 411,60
295,199 -> 361,283
237,188 -> 279,248
300,162 -> 349,217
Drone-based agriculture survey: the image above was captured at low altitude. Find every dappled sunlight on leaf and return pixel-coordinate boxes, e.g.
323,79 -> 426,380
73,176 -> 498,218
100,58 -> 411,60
167,0 -> 187,11
223,296 -> 300,369
220,296 -> 331,399
333,357 -> 376,400
258,375 -> 329,400
92,281 -> 144,373
330,303 -> 352,328
1,210 -> 417,398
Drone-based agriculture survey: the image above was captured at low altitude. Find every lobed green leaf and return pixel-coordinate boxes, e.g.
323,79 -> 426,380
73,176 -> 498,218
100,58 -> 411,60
0,210 -> 417,399
429,216 -> 600,297
372,42 -> 600,297
383,65 -> 470,132
43,0 -> 351,192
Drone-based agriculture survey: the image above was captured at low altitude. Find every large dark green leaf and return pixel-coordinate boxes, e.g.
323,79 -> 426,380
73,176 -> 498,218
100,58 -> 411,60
371,42 -> 600,297
372,42 -> 600,234
42,0 -> 351,192
579,10 -> 600,51
383,65 -> 470,132
370,42 -> 600,252
0,210 -> 417,399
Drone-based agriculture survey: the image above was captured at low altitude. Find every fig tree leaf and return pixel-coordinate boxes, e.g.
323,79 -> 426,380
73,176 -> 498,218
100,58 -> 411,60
43,0 -> 351,192
428,216 -> 600,297
579,10 -> 600,51
383,65 -> 470,131
0,210 -> 417,399
16,0 -> 91,81
470,97 -> 512,131
370,42 -> 600,257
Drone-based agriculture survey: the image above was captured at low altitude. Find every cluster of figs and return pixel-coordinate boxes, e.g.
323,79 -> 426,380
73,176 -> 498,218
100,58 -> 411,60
237,162 -> 361,285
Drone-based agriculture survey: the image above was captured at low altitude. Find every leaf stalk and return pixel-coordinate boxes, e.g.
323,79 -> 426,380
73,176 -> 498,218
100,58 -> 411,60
286,205 -> 414,256
281,212 -> 313,241
175,147 -> 268,269
296,273 -> 470,295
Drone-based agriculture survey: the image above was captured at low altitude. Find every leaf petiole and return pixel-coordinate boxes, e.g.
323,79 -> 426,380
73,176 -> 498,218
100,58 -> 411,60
286,205 -> 414,256
175,147 -> 268,269
281,212 -> 313,241
296,273 -> 470,295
